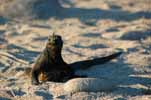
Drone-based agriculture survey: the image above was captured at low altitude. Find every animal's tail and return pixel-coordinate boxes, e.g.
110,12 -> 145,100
69,52 -> 122,70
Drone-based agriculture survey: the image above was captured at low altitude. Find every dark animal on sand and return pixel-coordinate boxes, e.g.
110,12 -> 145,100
31,34 -> 122,85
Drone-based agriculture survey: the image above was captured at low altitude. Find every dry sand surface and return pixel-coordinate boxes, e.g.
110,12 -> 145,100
0,0 -> 151,100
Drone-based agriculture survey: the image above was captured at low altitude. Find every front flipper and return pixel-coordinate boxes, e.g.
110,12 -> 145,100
31,69 -> 40,85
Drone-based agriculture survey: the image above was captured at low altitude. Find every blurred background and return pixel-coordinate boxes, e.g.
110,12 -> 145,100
0,0 -> 151,100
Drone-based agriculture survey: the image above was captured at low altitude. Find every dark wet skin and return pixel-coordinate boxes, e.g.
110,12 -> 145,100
31,34 -> 85,85
31,34 -> 122,85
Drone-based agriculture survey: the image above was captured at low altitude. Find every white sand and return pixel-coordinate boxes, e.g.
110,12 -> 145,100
0,0 -> 151,100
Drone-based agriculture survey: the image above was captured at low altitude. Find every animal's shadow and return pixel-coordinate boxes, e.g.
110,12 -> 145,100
74,53 -> 151,96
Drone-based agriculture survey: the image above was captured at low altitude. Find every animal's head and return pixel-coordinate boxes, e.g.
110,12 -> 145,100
47,33 -> 63,50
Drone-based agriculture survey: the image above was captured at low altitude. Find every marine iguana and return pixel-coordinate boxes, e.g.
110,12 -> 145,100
31,33 -> 122,85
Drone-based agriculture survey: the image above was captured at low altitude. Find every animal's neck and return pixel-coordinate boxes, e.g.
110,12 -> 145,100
45,47 -> 64,64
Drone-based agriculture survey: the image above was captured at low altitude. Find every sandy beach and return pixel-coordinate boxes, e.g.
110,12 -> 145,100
0,0 -> 151,99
